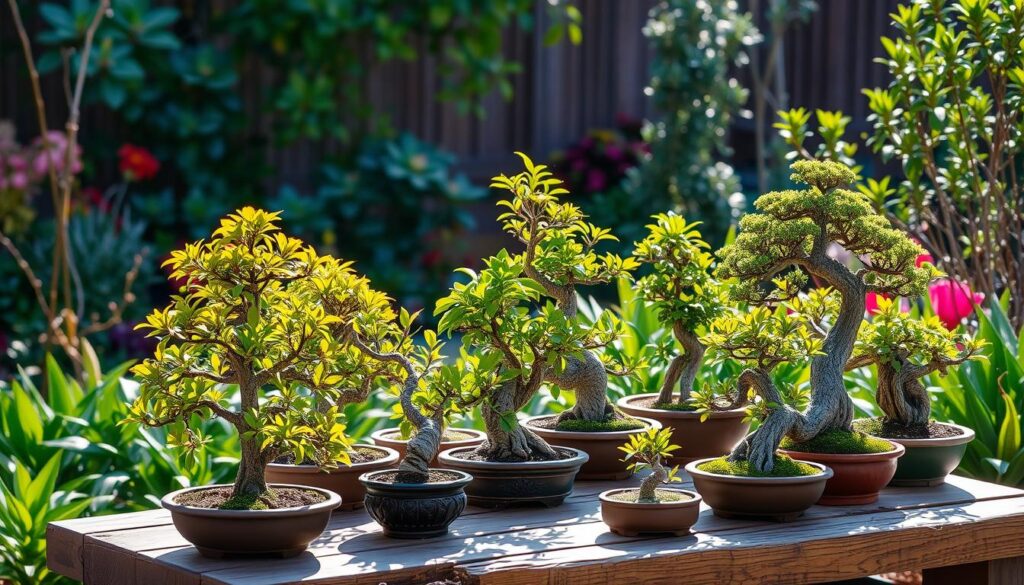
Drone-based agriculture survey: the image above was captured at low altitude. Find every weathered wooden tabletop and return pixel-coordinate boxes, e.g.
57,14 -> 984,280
47,472 -> 1024,585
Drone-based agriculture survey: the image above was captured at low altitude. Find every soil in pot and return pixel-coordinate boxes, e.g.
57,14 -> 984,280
370,428 -> 486,466
525,414 -> 657,480
599,488 -> 701,537
780,430 -> 904,505
266,445 -> 399,511
161,483 -> 341,558
359,469 -> 471,539
853,418 -> 974,487
439,446 -> 589,508
617,394 -> 749,464
686,456 -> 831,522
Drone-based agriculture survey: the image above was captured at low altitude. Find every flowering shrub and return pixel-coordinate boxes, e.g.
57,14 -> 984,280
0,122 -> 82,234
551,115 -> 646,197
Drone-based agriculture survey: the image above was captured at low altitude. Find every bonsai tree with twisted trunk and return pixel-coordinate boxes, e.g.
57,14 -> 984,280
848,297 -> 985,429
619,427 -> 682,502
491,153 -> 639,424
435,250 -> 635,460
632,213 -> 724,406
129,207 -> 411,504
714,160 -> 935,472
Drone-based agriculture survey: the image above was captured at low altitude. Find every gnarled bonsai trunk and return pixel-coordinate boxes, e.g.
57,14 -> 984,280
656,323 -> 705,405
234,436 -> 270,496
876,361 -> 930,427
476,378 -> 557,461
638,457 -> 668,502
730,257 -> 862,473
551,350 -> 616,423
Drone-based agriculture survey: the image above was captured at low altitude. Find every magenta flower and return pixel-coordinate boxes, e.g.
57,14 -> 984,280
929,278 -> 984,330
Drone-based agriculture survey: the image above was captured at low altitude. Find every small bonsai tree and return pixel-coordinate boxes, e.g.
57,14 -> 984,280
435,250 -> 635,460
490,153 -> 639,424
632,212 -> 724,406
619,427 -> 681,502
714,160 -> 935,472
128,208 -> 411,503
848,297 -> 985,429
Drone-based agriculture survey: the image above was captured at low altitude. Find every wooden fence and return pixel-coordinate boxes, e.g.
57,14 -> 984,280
0,0 -> 902,188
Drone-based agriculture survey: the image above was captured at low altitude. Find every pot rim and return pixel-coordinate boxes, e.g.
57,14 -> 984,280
616,393 -> 748,419
685,457 -> 834,484
779,441 -> 906,463
370,427 -> 487,446
265,444 -> 400,472
523,414 -> 661,439
161,483 -> 342,518
438,445 -> 590,470
857,420 -> 976,448
598,487 -> 702,509
358,468 -> 473,490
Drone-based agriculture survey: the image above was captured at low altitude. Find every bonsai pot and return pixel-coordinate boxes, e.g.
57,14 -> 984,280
370,428 -> 486,467
685,458 -> 832,522
780,442 -> 905,505
599,488 -> 702,536
265,445 -> 399,511
859,422 -> 975,487
617,394 -> 749,464
161,483 -> 341,558
359,469 -> 472,539
438,446 -> 589,508
523,415 -> 660,480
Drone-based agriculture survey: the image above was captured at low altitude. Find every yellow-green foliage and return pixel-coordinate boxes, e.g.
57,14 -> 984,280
697,455 -> 822,477
619,427 -> 681,479
781,430 -> 895,454
128,207 -> 414,470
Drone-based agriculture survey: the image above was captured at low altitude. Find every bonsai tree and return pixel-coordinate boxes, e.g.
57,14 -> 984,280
632,212 -> 724,406
128,208 -> 411,503
848,297 -> 985,429
490,153 -> 639,424
619,427 -> 681,502
714,160 -> 935,472
435,250 -> 635,460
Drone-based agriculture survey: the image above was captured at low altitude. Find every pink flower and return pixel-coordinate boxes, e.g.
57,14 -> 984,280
10,171 -> 28,190
929,279 -> 984,330
585,169 -> 607,193
865,292 -> 887,315
915,252 -> 934,268
7,154 -> 26,171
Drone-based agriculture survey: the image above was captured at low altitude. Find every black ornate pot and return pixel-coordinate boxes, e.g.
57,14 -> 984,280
358,469 -> 472,539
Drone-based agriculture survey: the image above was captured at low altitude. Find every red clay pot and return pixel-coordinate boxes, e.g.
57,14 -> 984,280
369,428 -> 486,467
779,442 -> 905,505
524,415 -> 660,480
599,488 -> 702,536
617,394 -> 749,464
265,445 -> 399,511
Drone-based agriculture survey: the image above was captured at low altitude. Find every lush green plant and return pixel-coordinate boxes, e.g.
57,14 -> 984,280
618,427 -> 680,502
128,208 -> 416,501
626,0 -> 759,247
491,153 -> 639,427
632,213 -> 724,406
714,160 -> 934,472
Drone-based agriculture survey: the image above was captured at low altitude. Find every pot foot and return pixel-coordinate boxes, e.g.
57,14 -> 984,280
889,477 -> 945,488
610,528 -> 639,537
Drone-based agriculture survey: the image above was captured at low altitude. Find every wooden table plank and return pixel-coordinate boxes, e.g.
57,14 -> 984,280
49,474 -> 1024,585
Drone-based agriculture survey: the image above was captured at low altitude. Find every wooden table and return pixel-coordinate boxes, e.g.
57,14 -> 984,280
47,473 -> 1024,585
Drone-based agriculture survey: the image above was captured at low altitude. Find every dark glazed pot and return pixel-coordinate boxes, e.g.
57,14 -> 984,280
685,458 -> 832,522
599,488 -> 702,536
780,442 -> 905,505
862,422 -> 974,487
359,469 -> 472,539
524,415 -> 659,480
617,394 -> 749,464
161,483 -> 341,558
369,428 -> 486,467
438,446 -> 589,508
265,445 -> 399,510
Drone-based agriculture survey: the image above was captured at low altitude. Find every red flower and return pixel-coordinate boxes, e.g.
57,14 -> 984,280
929,279 -> 984,330
118,144 -> 160,182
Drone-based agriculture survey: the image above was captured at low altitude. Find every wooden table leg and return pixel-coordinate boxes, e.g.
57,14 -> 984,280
924,557 -> 1024,584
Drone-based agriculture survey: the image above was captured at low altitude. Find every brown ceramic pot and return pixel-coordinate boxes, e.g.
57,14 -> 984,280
438,446 -> 589,508
780,442 -> 905,505
524,415 -> 660,480
370,428 -> 486,466
685,458 -> 832,522
598,488 -> 702,536
617,394 -> 749,464
161,483 -> 342,558
265,445 -> 399,511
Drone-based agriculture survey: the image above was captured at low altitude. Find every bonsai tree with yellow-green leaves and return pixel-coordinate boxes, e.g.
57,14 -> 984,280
128,207 -> 416,505
620,427 -> 682,502
490,153 -> 640,425
713,160 -> 935,473
632,212 -> 724,407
